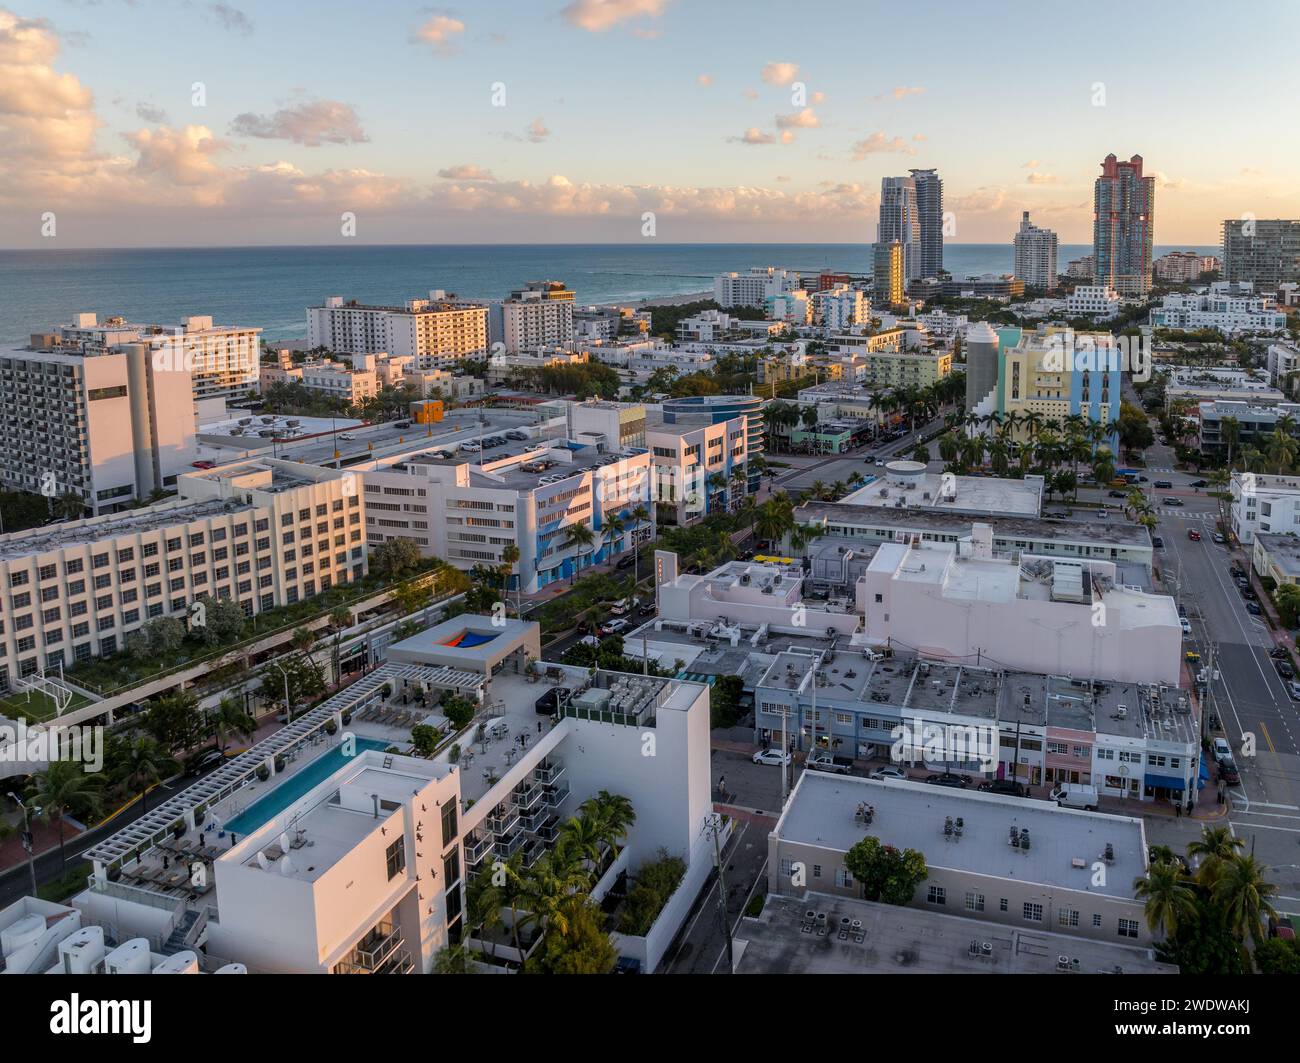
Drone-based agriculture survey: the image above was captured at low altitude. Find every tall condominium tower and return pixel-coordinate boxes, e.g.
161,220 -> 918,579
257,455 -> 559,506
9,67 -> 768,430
873,176 -> 920,303
1221,219 -> 1300,289
1013,211 -> 1059,292
1093,153 -> 1155,296
908,168 -> 944,279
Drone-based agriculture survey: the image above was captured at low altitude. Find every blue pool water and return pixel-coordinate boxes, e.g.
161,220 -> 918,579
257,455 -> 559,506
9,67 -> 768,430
222,738 -> 391,839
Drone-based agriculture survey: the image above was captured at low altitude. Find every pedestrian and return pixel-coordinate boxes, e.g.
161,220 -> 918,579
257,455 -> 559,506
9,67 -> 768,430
1175,801 -> 1182,819
537,720 -> 543,734
717,775 -> 726,796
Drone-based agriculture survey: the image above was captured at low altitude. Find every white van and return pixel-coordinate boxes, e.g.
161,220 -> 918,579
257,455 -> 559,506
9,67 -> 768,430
1050,783 -> 1099,811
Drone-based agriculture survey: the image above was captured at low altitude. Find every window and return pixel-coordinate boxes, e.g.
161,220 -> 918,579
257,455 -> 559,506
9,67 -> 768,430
964,891 -> 984,912
1058,908 -> 1079,928
1022,902 -> 1043,922
834,868 -> 854,889
1092,913 -> 1102,928
999,898 -> 1009,912
927,885 -> 946,905
1118,918 -> 1139,939
384,838 -> 406,880
443,849 -> 461,890
441,800 -> 458,847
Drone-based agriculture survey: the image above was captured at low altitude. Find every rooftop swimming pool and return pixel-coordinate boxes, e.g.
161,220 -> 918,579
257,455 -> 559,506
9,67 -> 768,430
223,737 -> 391,839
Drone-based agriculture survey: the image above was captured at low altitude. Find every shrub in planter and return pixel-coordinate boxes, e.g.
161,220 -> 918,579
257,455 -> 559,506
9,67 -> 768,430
449,743 -> 461,764
274,755 -> 287,773
381,682 -> 393,700
325,719 -> 339,736
340,710 -> 352,726
195,807 -> 207,827
256,764 -> 271,782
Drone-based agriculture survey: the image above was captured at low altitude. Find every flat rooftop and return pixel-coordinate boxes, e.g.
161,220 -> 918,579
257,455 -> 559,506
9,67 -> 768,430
796,502 -> 1152,549
840,471 -> 1043,518
736,893 -> 1175,975
776,773 -> 1147,900
1254,533 -> 1300,578
0,497 -> 244,562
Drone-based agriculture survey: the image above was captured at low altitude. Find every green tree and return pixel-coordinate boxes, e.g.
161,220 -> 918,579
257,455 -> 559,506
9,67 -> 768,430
842,836 -> 928,906
535,898 -> 616,974
1132,861 -> 1197,939
1254,937 -> 1300,974
1186,825 -> 1245,888
410,723 -> 440,756
29,761 -> 103,869
370,536 -> 423,580
209,694 -> 255,752
143,690 -> 206,754
1212,853 -> 1278,949
118,735 -> 174,814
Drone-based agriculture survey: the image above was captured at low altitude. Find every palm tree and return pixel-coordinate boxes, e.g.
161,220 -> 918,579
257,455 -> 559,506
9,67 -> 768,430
561,522 -> 597,584
1213,854 -> 1279,949
1186,826 -> 1245,888
29,761 -> 103,870
938,432 -> 961,466
466,864 -> 505,960
789,521 -> 826,552
1266,428 -> 1298,474
119,735 -> 173,815
51,492 -> 85,521
209,694 -> 256,753
601,514 -> 626,565
754,496 -> 795,547
328,605 -> 352,682
1132,861 -> 1197,939
1092,446 -> 1116,488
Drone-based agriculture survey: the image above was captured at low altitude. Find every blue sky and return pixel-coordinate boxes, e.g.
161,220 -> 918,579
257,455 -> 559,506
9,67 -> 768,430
1,0 -> 1295,246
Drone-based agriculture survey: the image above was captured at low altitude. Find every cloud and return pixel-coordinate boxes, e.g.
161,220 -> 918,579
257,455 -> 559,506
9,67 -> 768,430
810,90 -> 825,104
526,117 -> 551,143
1021,159 -> 1039,169
730,128 -> 775,145
208,3 -> 252,36
136,102 -> 168,124
1149,170 -> 1185,190
775,174 -> 791,182
890,85 -> 924,99
850,133 -> 917,158
437,163 -> 496,181
761,62 -> 799,86
561,0 -> 668,32
775,107 -> 819,129
1025,171 -> 1061,185
228,100 -> 368,147
741,87 -> 758,100
411,14 -> 465,55
696,73 -> 712,87
949,186 -> 1007,213
912,133 -> 926,141
125,125 -> 228,187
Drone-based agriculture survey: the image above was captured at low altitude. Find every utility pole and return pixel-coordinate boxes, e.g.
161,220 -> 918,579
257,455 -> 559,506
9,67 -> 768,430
703,813 -> 734,974
8,792 -> 38,895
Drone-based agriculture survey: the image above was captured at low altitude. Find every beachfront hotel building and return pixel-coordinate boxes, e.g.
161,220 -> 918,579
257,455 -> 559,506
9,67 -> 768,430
1,336 -> 198,516
1013,211 -> 1059,292
0,459 -> 365,693
713,267 -> 801,309
1093,153 -> 1155,297
307,293 -> 490,368
488,281 -> 576,354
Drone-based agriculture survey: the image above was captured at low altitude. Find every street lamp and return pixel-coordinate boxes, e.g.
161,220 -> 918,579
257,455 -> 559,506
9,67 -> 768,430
269,659 -> 292,723
7,791 -> 39,895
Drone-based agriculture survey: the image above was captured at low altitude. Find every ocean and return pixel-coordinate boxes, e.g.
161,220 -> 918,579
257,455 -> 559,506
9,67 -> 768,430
0,243 -> 1219,346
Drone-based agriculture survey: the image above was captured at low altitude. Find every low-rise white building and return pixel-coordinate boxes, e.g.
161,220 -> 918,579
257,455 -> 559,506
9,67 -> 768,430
1230,469 -> 1300,544
1151,288 -> 1287,335
1065,286 -> 1121,320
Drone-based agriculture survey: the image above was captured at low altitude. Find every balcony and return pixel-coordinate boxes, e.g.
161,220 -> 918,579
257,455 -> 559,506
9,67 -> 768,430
338,922 -> 407,973
532,759 -> 565,786
543,780 -> 571,809
519,807 -> 548,833
497,829 -> 526,857
513,782 -> 543,812
487,803 -> 519,838
535,816 -> 562,843
464,831 -> 495,866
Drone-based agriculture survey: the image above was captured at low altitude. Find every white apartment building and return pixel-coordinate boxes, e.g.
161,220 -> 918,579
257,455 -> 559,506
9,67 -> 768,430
260,359 -> 380,405
765,290 -> 812,325
357,428 -> 653,593
713,267 -> 800,309
1065,285 -> 1121,319
64,627 -> 715,974
1267,341 -> 1300,390
0,459 -> 366,692
674,309 -> 745,344
307,293 -> 489,368
1,340 -> 197,515
44,313 -> 262,403
1150,289 -> 1288,335
1230,469 -> 1300,544
811,286 -> 867,330
1065,256 -> 1095,279
858,537 -> 1182,686
1154,251 -> 1219,284
1013,211 -> 1059,292
646,412 -> 748,525
916,308 -> 969,337
488,281 -> 576,354
403,367 -> 487,402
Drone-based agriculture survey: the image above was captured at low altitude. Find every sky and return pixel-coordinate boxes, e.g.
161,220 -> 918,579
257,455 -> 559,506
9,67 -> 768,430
1,0 -> 1296,248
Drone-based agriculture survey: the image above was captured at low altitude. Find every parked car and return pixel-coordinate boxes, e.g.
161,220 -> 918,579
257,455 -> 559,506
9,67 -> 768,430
1180,617 -> 1192,636
1152,536 -> 1164,548
534,687 -> 571,715
1219,757 -> 1241,785
752,748 -> 792,766
506,430 -> 529,441
1188,529 -> 1201,541
875,459 -> 884,467
190,460 -> 217,469
1270,646 -> 1291,659
868,767 -> 907,781
1242,586 -> 1258,601
1277,661 -> 1295,680
1212,533 -> 1226,544
616,554 -> 637,570
1212,737 -> 1233,763
184,748 -> 227,776
599,618 -> 630,636
806,748 -> 855,775
924,772 -> 970,789
1050,784 -> 1100,811
1177,603 -> 1188,617
1162,496 -> 1183,506
1247,601 -> 1263,615
978,779 -> 1027,797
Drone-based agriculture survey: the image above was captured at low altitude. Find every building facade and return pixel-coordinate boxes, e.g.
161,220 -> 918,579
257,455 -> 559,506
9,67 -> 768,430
874,177 -> 921,302
1013,211 -> 1059,291
1093,153 -> 1155,296
1221,219 -> 1300,289
307,293 -> 489,368
908,168 -> 944,280
488,281 -> 576,355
